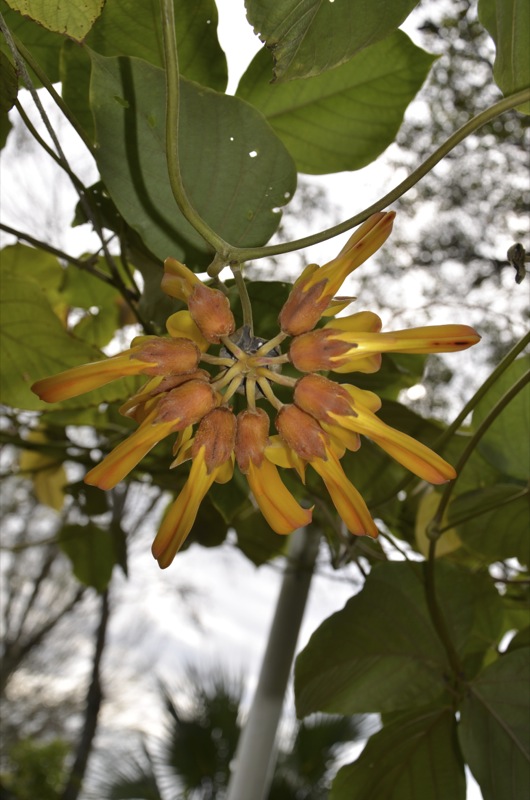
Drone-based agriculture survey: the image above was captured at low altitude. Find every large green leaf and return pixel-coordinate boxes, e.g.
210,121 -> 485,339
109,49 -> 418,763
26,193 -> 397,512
0,265 -> 135,411
0,272 -> 96,410
60,41 -> 95,140
0,50 -> 17,148
459,648 -> 530,800
5,0 -> 104,41
0,0 -> 63,84
233,506 -> 287,566
472,356 -> 530,481
448,484 -> 529,565
61,0 -> 228,145
244,0 -> 420,82
85,0 -> 227,91
236,32 -> 435,173
89,53 -> 297,266
330,706 -> 465,800
478,0 -> 530,114
59,522 -> 120,591
295,561 -> 503,717
61,262 -> 123,348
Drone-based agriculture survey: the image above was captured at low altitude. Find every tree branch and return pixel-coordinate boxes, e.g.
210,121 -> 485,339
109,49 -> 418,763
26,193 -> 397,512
61,589 -> 110,800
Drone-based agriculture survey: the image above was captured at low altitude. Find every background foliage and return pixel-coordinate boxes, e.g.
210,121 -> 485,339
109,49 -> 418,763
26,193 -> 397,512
0,0 -> 528,798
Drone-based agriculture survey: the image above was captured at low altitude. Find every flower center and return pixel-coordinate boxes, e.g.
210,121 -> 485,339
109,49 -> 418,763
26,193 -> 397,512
208,325 -> 291,410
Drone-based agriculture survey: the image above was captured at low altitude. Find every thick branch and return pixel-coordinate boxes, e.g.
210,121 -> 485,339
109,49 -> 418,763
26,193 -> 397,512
61,590 -> 110,800
226,527 -> 321,800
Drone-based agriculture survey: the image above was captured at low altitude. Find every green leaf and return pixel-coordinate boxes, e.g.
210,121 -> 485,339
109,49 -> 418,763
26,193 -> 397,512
330,706 -> 465,800
236,32 -> 435,173
62,262 -> 123,348
244,0 -> 420,82
478,0 -> 530,114
185,496 -> 228,550
85,0 -> 227,91
507,626 -> 530,652
89,53 -> 297,266
472,356 -> 530,481
58,522 -> 118,591
208,472 -> 251,524
60,1 -> 228,145
295,561 -> 503,717
0,272 -> 99,410
5,0 -> 105,41
0,50 -> 17,148
233,506 -> 287,566
459,648 -> 530,800
1,243 -> 64,297
448,484 -> 530,565
60,40 -> 94,141
0,0 -> 63,84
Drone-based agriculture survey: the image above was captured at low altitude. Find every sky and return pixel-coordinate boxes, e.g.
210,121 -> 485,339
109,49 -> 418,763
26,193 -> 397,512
1,1 -> 489,796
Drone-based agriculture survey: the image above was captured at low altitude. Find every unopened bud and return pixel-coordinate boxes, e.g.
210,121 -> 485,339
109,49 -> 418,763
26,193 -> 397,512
276,404 -> 328,461
294,374 -> 354,422
188,284 -> 236,343
289,329 -> 350,372
235,408 -> 270,472
154,380 -> 217,427
133,337 -> 201,376
279,278 -> 332,337
192,407 -> 236,472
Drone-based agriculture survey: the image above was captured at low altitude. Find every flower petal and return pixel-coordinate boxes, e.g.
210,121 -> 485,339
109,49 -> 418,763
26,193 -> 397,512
85,411 -> 173,490
152,449 -> 215,568
247,459 -> 312,534
328,408 -> 456,484
166,311 -> 208,351
161,257 -> 201,301
311,449 -> 378,537
264,436 -> 307,481
31,354 -> 147,403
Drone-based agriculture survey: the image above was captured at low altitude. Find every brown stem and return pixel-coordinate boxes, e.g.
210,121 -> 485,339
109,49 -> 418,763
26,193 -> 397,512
60,589 -> 110,800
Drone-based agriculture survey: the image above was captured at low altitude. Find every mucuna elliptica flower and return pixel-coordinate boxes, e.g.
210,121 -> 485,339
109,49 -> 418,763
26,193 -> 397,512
32,213 -> 481,567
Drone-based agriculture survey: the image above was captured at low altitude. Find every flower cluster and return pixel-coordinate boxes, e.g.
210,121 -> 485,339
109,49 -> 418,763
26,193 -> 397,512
32,213 -> 480,568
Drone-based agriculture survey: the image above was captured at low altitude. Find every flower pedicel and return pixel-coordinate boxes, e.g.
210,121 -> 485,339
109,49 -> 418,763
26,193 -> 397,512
32,213 -> 481,568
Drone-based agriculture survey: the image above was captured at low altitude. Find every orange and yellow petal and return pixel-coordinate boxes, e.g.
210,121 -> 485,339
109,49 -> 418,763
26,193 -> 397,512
313,212 -> 395,297
320,296 -> 357,317
31,353 -> 148,403
152,449 -> 216,568
166,311 -> 208,351
247,458 -> 312,534
311,449 -> 378,538
328,408 -> 456,484
264,436 -> 307,481
320,421 -> 361,453
161,257 -> 202,302
324,311 -> 383,333
84,412 -> 175,490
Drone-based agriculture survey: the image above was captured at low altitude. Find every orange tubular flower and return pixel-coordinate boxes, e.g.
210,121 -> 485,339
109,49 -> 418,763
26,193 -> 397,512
289,314 -> 481,374
152,407 -> 236,568
235,409 -> 313,534
85,380 -> 218,490
162,258 -> 236,343
276,404 -> 378,538
294,374 -> 456,484
278,212 -> 395,336
31,336 -> 201,403
31,211 -> 481,569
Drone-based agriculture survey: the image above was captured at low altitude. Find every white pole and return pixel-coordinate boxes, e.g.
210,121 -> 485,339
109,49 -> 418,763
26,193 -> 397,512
226,526 -> 320,800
